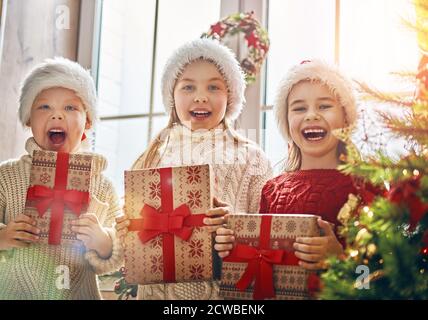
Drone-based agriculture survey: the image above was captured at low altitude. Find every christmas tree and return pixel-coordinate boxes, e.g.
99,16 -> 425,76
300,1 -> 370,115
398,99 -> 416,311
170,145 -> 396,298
320,0 -> 428,299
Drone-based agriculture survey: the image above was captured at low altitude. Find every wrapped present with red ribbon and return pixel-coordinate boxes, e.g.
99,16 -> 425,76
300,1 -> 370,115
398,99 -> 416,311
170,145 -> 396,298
219,213 -> 320,300
24,150 -> 91,246
124,165 -> 215,284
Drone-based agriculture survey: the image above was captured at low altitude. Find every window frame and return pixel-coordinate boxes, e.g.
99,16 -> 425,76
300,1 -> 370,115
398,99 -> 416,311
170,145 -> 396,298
77,0 -> 343,151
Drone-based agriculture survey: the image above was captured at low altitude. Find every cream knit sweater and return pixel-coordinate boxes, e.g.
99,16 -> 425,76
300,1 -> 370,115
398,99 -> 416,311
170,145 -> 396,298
0,138 -> 123,300
133,124 -> 273,300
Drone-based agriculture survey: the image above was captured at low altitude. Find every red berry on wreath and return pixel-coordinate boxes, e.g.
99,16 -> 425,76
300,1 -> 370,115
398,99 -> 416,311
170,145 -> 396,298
245,32 -> 259,48
114,282 -> 120,291
210,22 -> 225,36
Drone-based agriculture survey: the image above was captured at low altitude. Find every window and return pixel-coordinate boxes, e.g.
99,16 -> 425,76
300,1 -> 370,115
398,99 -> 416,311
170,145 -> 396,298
262,0 -> 418,173
94,0 -> 221,195
92,0 -> 418,190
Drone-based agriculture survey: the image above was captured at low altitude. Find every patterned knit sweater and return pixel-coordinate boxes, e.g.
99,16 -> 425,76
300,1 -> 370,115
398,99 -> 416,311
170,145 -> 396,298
259,169 -> 357,234
0,138 -> 123,300
133,124 -> 273,300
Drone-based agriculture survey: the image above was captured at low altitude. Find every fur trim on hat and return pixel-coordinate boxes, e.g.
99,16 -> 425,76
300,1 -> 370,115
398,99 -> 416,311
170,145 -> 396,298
275,59 -> 357,140
18,57 -> 97,127
161,38 -> 246,121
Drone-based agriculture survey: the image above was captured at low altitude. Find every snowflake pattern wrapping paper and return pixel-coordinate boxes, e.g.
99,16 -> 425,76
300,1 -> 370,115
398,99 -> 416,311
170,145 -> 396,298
219,213 -> 320,300
24,150 -> 91,246
124,165 -> 216,285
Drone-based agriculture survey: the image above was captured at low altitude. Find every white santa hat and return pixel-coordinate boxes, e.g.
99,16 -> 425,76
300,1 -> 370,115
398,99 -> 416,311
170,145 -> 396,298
161,38 -> 246,122
275,59 -> 357,140
18,57 -> 97,127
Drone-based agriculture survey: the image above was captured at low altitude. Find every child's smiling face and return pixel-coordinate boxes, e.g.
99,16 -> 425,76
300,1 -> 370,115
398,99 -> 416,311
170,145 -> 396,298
28,87 -> 90,153
287,81 -> 346,163
173,59 -> 228,130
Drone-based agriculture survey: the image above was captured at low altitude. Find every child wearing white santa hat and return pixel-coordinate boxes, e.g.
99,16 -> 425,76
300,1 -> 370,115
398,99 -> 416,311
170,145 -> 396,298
0,57 -> 123,299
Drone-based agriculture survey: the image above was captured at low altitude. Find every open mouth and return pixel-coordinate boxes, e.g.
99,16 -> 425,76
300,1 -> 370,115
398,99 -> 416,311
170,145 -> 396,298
47,129 -> 67,145
301,128 -> 327,141
190,110 -> 212,119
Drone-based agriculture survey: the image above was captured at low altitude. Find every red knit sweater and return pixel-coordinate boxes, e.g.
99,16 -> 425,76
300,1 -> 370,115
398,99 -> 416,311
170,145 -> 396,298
259,169 -> 357,229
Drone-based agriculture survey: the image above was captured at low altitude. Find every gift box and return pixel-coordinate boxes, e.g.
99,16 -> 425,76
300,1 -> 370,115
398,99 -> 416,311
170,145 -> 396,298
24,150 -> 91,246
124,165 -> 216,285
219,213 -> 321,300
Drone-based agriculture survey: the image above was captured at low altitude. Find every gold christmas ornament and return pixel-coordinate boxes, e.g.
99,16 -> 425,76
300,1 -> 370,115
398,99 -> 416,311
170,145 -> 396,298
350,250 -> 359,258
337,204 -> 352,225
356,228 -> 369,242
348,193 -> 360,208
368,270 -> 384,282
337,194 -> 359,225
367,243 -> 377,257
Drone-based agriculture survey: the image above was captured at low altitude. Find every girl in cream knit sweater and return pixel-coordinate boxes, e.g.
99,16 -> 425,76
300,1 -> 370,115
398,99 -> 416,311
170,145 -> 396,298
116,39 -> 272,300
0,58 -> 123,299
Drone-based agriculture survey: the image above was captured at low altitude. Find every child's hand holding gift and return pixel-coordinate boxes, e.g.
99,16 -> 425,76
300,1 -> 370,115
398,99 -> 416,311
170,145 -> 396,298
203,197 -> 231,233
293,218 -> 344,270
215,218 -> 344,267
0,214 -> 40,250
114,197 -> 232,239
214,227 -> 235,258
115,214 -> 129,239
71,213 -> 113,259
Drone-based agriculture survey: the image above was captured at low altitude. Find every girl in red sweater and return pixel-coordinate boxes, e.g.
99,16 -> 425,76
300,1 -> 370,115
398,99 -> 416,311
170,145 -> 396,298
216,60 -> 358,271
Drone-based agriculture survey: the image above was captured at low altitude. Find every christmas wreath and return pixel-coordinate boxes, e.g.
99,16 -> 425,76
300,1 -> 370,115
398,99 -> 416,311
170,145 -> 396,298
202,11 -> 270,84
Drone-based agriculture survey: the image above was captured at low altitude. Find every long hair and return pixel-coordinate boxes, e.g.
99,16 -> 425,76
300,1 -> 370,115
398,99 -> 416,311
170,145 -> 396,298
132,107 -> 178,169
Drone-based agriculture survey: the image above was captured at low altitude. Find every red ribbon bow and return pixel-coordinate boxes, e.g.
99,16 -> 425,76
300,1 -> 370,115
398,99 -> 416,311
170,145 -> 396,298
27,186 -> 89,217
127,167 -> 206,282
129,203 -> 204,243
225,215 -> 309,300
388,176 -> 428,230
226,244 -> 287,300
225,215 -> 321,299
26,152 -> 89,245
352,177 -> 385,205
